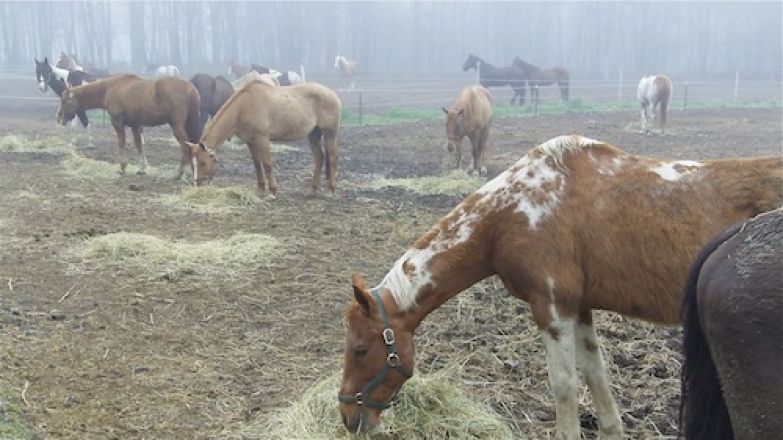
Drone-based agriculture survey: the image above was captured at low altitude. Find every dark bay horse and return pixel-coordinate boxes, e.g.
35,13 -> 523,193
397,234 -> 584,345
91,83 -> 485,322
338,135 -> 782,438
189,73 -> 234,131
680,208 -> 783,440
512,58 -> 570,104
57,74 -> 201,179
463,54 -> 526,106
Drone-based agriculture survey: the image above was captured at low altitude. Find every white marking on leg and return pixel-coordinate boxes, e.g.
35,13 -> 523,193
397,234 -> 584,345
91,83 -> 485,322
541,316 -> 580,440
575,322 -> 624,438
192,156 -> 198,187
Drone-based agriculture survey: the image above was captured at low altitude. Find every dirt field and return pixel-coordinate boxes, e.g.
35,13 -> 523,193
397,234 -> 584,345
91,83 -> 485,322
0,71 -> 781,439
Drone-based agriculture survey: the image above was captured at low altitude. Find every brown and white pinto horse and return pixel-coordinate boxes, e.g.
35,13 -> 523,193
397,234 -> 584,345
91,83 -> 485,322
637,75 -> 673,135
442,85 -> 493,175
512,58 -> 570,104
334,55 -> 358,90
339,135 -> 782,438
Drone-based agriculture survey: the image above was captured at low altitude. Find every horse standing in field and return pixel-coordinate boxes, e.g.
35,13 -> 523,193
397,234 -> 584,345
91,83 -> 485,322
462,54 -> 527,106
35,57 -> 96,146
512,58 -> 570,105
637,75 -> 673,135
186,80 -> 341,198
680,208 -> 783,440
189,73 -> 234,131
57,74 -> 202,179
441,85 -> 492,175
338,134 -> 782,438
155,65 -> 180,77
334,55 -> 358,90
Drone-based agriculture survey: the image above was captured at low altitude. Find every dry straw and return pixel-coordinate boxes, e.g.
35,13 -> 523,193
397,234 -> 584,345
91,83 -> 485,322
257,370 -> 512,440
62,153 -> 160,179
0,134 -> 71,153
160,186 -> 261,213
78,232 -> 281,278
372,170 -> 485,197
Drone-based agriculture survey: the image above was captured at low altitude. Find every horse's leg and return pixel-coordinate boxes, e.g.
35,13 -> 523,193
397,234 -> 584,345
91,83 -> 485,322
131,126 -> 147,175
469,134 -> 481,176
454,139 -> 463,171
478,127 -> 489,176
324,129 -> 339,195
111,119 -> 128,174
171,123 -> 192,181
540,312 -> 580,440
307,128 -> 324,194
575,311 -> 624,439
639,104 -> 647,134
246,137 -> 267,195
257,136 -> 277,198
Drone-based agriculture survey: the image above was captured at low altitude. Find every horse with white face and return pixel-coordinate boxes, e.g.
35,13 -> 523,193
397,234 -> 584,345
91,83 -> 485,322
156,65 -> 180,77
334,55 -> 358,90
339,135 -> 782,438
637,75 -> 673,135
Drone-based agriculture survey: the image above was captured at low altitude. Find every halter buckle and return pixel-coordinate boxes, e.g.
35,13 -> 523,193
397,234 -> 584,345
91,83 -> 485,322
387,353 -> 401,367
382,328 -> 395,345
355,392 -> 363,405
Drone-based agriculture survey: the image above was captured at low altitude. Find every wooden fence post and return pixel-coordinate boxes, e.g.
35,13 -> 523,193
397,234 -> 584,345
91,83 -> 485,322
683,81 -> 688,111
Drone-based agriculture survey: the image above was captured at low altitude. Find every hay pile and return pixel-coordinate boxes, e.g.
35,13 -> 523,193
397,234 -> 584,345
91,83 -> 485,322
160,186 -> 261,213
256,371 -> 512,440
62,153 -> 158,179
0,134 -> 71,153
372,170 -> 485,197
78,232 -> 280,277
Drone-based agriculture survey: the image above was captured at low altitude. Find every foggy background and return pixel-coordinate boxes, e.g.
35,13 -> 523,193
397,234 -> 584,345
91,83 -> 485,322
2,1 -> 781,80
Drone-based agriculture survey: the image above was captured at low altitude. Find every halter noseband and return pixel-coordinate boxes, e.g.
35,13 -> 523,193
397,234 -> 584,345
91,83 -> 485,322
338,289 -> 412,411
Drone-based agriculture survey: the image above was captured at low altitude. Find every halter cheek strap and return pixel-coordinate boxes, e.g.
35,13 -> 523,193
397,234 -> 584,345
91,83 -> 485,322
338,289 -> 412,411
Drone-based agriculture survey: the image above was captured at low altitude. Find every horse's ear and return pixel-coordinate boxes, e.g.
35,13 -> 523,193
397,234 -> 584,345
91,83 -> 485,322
351,273 -> 372,314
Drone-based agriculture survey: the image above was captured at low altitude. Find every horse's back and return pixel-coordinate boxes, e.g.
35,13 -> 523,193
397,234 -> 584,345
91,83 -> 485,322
697,209 -> 783,439
638,74 -> 671,103
464,86 -> 492,127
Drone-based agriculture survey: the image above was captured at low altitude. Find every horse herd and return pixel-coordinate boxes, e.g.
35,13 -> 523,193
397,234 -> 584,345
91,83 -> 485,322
30,53 -> 782,439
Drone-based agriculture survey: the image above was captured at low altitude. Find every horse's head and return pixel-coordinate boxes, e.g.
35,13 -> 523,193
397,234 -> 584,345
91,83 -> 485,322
339,274 -> 415,434
57,88 -> 79,125
442,107 -> 465,152
462,54 -> 478,72
35,58 -> 52,93
186,141 -> 218,186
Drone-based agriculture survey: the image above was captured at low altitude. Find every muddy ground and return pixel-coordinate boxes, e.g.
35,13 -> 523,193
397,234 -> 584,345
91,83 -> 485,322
0,71 -> 781,439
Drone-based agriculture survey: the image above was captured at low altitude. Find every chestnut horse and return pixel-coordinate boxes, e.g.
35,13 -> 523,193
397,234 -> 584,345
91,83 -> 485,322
57,74 -> 201,178
637,75 -> 673,135
512,58 -> 570,104
186,80 -> 341,198
338,135 -> 782,438
463,53 -> 527,106
334,55 -> 358,90
680,208 -> 783,440
189,73 -> 234,131
441,85 -> 492,175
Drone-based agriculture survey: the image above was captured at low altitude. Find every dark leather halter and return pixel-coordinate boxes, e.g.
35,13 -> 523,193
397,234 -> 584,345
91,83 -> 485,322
338,288 -> 412,412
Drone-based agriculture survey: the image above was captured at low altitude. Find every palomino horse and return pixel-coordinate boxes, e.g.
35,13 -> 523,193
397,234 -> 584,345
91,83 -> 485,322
35,57 -> 95,146
186,80 -> 341,198
441,85 -> 492,175
189,73 -> 234,131
680,208 -> 783,440
338,135 -> 782,438
334,55 -> 358,90
637,75 -> 673,135
155,65 -> 180,77
512,58 -> 570,104
231,71 -> 280,90
463,54 -> 527,106
57,74 -> 202,179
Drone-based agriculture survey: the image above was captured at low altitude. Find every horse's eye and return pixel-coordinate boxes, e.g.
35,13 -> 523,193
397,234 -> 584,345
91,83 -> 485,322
353,348 -> 368,357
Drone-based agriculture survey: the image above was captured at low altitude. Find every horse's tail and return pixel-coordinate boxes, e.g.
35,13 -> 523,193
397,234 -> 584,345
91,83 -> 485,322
680,224 -> 742,440
185,88 -> 203,142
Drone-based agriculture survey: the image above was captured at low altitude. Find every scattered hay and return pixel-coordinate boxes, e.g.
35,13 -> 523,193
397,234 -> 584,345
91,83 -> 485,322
372,170 -> 485,196
62,153 -> 158,179
160,186 -> 261,213
257,370 -> 512,440
77,232 -> 281,278
14,190 -> 44,202
0,134 -> 70,153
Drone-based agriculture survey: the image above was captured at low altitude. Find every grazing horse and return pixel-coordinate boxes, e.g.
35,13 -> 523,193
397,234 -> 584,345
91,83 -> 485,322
231,71 -> 280,90
155,65 -> 180,77
189,73 -> 234,131
186,81 -> 341,198
57,74 -> 202,179
637,75 -> 673,135
462,54 -> 527,106
35,58 -> 95,146
334,55 -> 358,90
512,58 -> 570,104
680,208 -> 783,440
441,85 -> 492,175
338,135 -> 782,438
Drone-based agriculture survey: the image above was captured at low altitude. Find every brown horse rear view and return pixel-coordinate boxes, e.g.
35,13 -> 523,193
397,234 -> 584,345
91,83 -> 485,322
187,81 -> 341,197
442,85 -> 493,175
57,74 -> 201,178
190,73 -> 234,131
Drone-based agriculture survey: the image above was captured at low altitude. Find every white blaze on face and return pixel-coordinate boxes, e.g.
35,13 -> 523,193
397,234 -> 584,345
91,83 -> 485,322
649,160 -> 703,181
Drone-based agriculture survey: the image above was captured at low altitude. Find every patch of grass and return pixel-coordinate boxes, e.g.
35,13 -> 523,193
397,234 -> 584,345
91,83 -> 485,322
77,232 -> 282,278
160,186 -> 261,214
0,133 -> 71,153
258,370 -> 512,440
0,383 -> 34,440
371,169 -> 485,197
62,152 -> 158,179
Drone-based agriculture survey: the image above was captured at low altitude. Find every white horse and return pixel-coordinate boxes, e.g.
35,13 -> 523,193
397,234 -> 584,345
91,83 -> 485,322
155,65 -> 180,77
334,55 -> 358,90
637,75 -> 673,135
